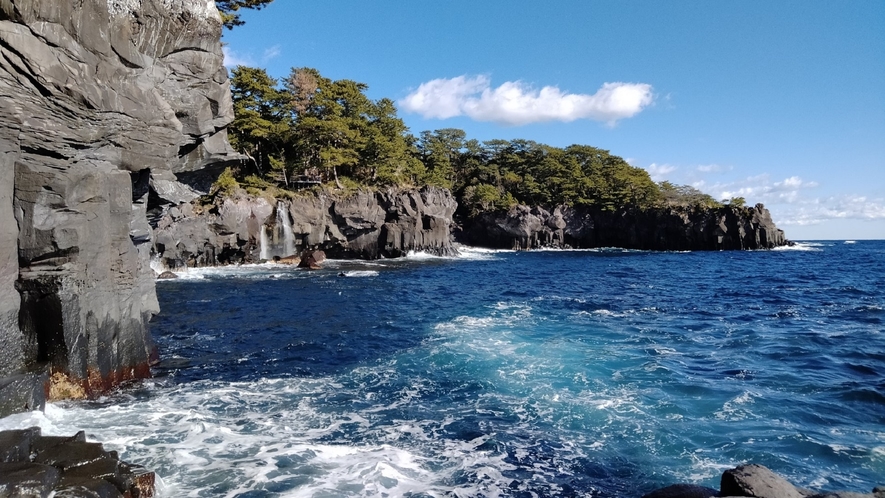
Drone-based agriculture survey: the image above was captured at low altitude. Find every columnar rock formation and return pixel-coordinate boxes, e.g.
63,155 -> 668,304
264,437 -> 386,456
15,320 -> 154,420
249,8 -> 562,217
461,203 -> 788,251
0,0 -> 241,415
153,186 -> 459,268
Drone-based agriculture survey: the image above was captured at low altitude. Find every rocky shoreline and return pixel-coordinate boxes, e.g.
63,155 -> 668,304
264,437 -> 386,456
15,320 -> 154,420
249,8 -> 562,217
460,203 -> 788,252
0,427 -> 155,497
644,464 -> 884,498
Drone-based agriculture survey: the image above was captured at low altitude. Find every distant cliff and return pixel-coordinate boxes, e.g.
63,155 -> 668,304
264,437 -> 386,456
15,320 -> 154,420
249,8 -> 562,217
152,187 -> 458,268
460,203 -> 789,251
0,0 -> 241,415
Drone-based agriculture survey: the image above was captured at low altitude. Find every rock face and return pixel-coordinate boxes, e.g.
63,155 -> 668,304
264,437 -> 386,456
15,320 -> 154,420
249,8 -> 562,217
152,186 -> 459,268
461,203 -> 788,251
0,0 -> 241,415
0,427 -> 155,497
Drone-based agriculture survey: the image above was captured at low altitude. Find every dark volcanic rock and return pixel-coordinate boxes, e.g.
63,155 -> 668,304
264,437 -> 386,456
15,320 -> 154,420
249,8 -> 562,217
0,428 -> 154,498
298,249 -> 327,269
153,186 -> 459,267
644,464 -> 880,498
0,0 -> 241,414
462,203 -> 788,251
720,464 -> 804,498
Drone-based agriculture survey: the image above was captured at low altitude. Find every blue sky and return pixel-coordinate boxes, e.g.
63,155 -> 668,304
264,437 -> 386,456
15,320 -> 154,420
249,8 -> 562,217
222,0 -> 885,240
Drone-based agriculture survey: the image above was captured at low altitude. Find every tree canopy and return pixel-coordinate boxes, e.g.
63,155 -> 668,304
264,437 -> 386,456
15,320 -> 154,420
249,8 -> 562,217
225,65 -> 730,215
217,0 -> 274,29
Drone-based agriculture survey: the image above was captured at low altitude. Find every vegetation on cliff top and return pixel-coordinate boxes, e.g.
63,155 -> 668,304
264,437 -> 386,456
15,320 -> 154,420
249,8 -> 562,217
223,65 -> 746,215
217,0 -> 274,29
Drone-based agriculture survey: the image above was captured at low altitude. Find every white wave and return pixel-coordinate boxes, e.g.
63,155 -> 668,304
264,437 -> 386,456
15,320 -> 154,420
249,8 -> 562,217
773,242 -> 824,252
714,391 -> 760,421
844,240 -> 856,244
340,270 -> 379,277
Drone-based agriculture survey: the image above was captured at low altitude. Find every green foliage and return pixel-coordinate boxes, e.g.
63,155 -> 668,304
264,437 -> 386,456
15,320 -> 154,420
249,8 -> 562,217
659,181 -> 723,208
225,65 -> 731,217
210,167 -> 240,196
725,196 -> 747,208
217,0 -> 274,29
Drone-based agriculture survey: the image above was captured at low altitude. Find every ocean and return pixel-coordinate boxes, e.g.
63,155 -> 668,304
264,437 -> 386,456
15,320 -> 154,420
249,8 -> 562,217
1,241 -> 883,497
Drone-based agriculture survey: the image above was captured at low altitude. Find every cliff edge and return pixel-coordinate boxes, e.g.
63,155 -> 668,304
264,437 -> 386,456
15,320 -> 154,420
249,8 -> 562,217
460,203 -> 788,251
0,0 -> 241,416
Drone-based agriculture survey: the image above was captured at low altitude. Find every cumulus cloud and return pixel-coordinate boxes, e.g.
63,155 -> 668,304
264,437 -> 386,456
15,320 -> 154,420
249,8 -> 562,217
645,163 -> 677,181
776,196 -> 885,226
399,75 -> 654,126
707,174 -> 819,204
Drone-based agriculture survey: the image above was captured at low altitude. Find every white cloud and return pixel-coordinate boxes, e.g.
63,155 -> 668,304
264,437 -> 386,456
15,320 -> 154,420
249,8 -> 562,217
222,46 -> 254,68
645,163 -> 677,181
262,45 -> 281,62
696,164 -> 732,173
399,75 -> 654,126
707,174 -> 818,204
776,196 -> 885,226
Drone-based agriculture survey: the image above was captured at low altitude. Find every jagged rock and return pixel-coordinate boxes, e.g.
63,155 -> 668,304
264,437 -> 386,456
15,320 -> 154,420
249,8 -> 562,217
720,464 -> 803,498
642,483 -> 720,498
299,250 -> 327,269
0,0 -> 242,414
463,203 -> 788,251
152,187 -> 459,267
646,465 -> 879,498
0,428 -> 154,498
156,271 -> 179,280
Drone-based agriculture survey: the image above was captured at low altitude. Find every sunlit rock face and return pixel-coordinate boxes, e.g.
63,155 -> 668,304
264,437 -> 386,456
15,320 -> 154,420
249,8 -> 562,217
0,0 -> 240,414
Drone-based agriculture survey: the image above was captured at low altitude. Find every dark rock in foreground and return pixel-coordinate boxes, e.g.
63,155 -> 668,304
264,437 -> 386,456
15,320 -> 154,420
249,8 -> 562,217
462,203 -> 789,251
643,463 -> 884,498
0,427 -> 154,497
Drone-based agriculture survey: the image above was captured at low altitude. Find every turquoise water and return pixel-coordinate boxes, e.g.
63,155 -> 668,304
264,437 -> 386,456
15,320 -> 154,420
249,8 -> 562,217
1,242 -> 883,497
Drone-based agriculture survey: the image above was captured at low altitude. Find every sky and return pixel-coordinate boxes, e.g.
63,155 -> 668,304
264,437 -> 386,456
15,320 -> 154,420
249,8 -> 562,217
221,0 -> 885,240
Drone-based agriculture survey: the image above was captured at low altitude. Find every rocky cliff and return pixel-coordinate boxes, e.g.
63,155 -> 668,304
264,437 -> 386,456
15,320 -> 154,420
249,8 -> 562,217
152,186 -> 459,268
0,0 -> 241,416
460,203 -> 788,251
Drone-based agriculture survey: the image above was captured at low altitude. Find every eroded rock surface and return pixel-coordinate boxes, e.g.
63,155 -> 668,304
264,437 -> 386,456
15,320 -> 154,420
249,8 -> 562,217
462,203 -> 788,251
0,0 -> 241,415
153,187 -> 459,268
0,427 -> 155,497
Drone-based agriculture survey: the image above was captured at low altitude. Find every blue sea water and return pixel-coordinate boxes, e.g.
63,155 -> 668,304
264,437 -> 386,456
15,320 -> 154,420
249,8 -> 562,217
2,241 -> 884,497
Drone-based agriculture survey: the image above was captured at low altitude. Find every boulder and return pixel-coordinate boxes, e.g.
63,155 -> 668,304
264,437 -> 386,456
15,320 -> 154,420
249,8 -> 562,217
0,428 -> 154,498
720,464 -> 804,498
299,250 -> 327,269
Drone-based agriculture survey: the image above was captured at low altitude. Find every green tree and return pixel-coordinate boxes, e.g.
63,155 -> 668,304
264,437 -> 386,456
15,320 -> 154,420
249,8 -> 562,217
217,0 -> 274,29
229,66 -> 292,183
